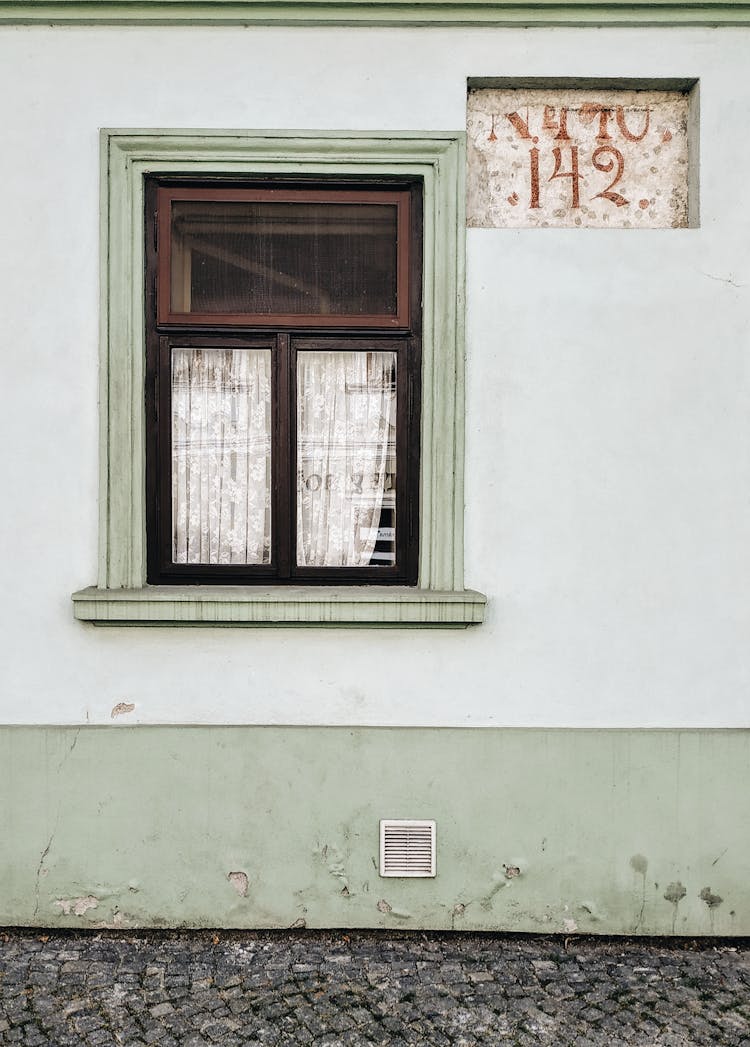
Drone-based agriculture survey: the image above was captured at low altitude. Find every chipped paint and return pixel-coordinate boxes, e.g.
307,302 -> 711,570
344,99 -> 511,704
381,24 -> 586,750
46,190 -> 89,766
111,702 -> 136,719
95,910 -> 127,929
376,898 -> 413,920
450,902 -> 468,929
54,895 -> 99,916
315,842 -> 349,892
467,87 -> 690,228
227,871 -> 248,897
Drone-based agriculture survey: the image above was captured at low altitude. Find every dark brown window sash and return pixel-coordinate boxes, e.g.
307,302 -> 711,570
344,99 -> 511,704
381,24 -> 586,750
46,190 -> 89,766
156,185 -> 411,329
145,176 -> 422,586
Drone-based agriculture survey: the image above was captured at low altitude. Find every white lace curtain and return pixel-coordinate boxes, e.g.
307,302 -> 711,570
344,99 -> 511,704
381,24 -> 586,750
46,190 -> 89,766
171,348 -> 272,564
296,351 -> 396,567
171,347 -> 395,569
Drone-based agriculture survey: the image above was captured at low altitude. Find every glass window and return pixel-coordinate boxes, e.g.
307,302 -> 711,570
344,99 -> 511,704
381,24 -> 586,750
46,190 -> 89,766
158,187 -> 411,327
296,350 -> 397,568
169,198 -> 400,318
146,179 -> 421,585
171,347 -> 272,565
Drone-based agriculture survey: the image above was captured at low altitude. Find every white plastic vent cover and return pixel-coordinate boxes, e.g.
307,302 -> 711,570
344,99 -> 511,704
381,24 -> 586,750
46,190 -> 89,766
379,819 -> 436,877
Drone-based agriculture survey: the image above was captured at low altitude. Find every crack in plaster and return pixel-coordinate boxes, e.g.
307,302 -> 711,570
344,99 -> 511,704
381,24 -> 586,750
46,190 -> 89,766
57,727 -> 81,773
33,835 -> 54,918
630,855 -> 648,933
34,729 -> 82,919
701,271 -> 747,289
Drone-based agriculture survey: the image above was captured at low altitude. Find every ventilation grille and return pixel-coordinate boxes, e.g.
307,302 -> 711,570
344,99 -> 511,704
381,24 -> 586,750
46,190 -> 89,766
379,819 -> 436,878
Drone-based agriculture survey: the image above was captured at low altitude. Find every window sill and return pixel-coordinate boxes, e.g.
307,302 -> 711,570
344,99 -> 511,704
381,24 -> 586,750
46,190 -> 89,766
72,586 -> 487,627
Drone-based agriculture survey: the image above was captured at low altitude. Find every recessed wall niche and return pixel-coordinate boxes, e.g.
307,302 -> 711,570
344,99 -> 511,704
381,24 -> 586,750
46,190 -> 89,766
467,79 -> 698,229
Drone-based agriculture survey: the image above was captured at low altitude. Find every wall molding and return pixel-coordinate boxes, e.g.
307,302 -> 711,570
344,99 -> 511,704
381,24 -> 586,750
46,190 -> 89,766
72,128 -> 486,626
72,585 -> 487,626
2,1 -> 749,26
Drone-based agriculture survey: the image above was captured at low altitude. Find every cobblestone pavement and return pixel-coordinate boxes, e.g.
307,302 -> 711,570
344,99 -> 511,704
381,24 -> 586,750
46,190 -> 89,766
0,930 -> 748,1047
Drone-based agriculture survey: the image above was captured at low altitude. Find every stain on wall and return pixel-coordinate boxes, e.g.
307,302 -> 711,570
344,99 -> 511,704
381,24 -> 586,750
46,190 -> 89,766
699,887 -> 723,908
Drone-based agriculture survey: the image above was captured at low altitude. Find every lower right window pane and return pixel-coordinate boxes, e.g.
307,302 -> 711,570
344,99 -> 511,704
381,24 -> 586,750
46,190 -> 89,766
296,351 -> 397,568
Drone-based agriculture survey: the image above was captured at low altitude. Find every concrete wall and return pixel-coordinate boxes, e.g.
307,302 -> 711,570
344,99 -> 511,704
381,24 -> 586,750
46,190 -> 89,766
1,24 -> 748,728
3,727 -> 747,934
1,22 -> 748,930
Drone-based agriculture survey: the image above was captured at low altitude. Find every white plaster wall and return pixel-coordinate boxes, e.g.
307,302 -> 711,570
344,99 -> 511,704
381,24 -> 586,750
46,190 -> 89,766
0,25 -> 748,727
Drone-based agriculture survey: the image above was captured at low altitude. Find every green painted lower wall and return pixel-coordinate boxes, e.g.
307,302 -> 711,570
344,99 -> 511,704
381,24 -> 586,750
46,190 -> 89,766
1,727 -> 746,935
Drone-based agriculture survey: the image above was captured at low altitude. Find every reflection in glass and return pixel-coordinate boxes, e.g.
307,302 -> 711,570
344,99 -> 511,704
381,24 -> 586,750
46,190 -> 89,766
296,351 -> 397,568
170,200 -> 399,317
171,348 -> 272,564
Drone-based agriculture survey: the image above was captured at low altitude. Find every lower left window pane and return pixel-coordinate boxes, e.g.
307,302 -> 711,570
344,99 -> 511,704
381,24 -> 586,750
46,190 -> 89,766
171,347 -> 272,565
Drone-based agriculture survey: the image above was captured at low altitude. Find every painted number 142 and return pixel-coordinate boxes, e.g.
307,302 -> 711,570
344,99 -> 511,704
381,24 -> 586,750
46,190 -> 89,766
529,144 -> 628,209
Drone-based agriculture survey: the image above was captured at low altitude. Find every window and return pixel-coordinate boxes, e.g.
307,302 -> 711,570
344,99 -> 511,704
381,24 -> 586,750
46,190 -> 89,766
145,180 -> 421,585
72,130 -> 485,625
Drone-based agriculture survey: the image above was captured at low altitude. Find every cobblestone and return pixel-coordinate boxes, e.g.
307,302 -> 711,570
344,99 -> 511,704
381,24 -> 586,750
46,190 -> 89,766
0,931 -> 748,1045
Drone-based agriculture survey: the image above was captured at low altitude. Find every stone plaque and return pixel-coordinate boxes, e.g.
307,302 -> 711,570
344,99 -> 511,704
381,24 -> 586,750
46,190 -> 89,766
467,87 -> 689,228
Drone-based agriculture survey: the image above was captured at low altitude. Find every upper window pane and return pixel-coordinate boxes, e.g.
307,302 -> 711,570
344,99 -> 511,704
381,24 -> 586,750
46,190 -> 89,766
159,188 -> 410,327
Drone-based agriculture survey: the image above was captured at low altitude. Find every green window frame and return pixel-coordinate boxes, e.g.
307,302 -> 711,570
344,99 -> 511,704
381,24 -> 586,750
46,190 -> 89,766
72,129 -> 486,626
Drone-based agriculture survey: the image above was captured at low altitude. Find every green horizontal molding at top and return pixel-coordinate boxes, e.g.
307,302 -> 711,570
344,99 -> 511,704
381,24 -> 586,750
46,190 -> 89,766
2,0 -> 749,25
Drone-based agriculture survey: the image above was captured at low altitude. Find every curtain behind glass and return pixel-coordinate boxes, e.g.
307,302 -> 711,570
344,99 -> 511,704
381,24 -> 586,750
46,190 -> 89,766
297,351 -> 396,567
172,348 -> 272,564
